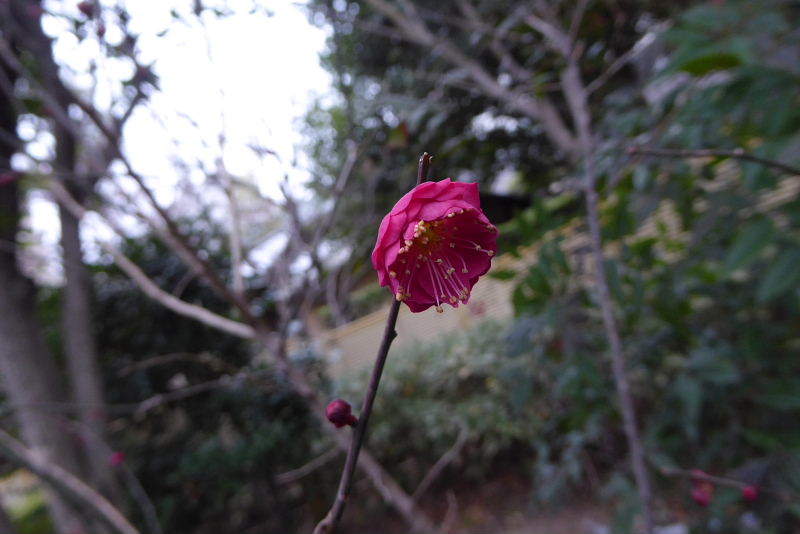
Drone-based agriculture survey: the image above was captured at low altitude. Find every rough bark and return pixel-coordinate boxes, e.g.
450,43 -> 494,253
0,21 -> 87,531
58,161 -> 119,503
0,179 -> 87,534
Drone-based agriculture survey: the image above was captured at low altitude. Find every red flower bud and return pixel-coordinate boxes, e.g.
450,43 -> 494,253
742,485 -> 758,502
691,486 -> 713,507
326,399 -> 358,428
0,172 -> 20,186
77,1 -> 94,17
109,451 -> 126,467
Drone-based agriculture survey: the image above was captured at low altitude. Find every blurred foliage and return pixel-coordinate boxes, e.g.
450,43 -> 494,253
335,319 -> 615,501
300,0 -> 697,321
497,1 -> 800,531
33,227 -> 333,533
13,0 -> 800,532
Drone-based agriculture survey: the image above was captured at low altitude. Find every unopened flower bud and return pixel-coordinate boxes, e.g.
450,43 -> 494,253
326,399 -> 358,428
742,485 -> 758,502
77,1 -> 94,17
0,172 -> 20,186
691,486 -> 712,507
109,451 -> 126,467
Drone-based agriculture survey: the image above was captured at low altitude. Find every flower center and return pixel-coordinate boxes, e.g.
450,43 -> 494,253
389,208 -> 495,312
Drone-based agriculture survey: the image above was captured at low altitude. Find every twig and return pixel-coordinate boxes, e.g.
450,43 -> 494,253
628,146 -> 800,176
0,428 -> 139,534
364,0 -> 579,156
54,417 -> 163,534
411,424 -> 469,502
48,180 -> 255,339
275,449 -> 340,485
116,352 -> 236,377
132,371 -> 267,418
584,23 -> 668,95
440,490 -> 458,534
583,167 -> 654,533
657,464 -> 800,502
312,153 -> 432,534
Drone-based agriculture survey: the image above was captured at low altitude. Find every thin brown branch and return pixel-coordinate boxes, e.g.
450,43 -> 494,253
441,490 -> 458,534
364,0 -> 578,156
411,424 -> 469,502
567,0 -> 590,51
657,464 -> 799,502
116,352 -> 237,377
0,28 -> 257,325
628,146 -> 800,176
313,153 -> 432,534
275,449 -> 340,485
0,35 -> 82,140
132,371 -> 265,418
48,179 -> 255,339
56,416 -> 163,534
583,169 -> 654,533
0,428 -> 139,534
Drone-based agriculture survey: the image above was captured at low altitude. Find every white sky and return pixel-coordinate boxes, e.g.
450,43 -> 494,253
24,1 -> 332,280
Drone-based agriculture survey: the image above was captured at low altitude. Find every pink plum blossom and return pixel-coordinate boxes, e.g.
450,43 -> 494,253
371,178 -> 497,313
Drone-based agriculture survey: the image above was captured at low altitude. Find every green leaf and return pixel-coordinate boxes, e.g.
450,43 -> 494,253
489,269 -> 516,281
679,52 -> 742,75
756,248 -> 800,301
722,218 -> 774,274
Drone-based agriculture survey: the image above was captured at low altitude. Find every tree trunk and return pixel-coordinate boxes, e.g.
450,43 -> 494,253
0,191 -> 88,534
56,122 -> 120,504
0,44 -> 87,534
59,189 -> 120,501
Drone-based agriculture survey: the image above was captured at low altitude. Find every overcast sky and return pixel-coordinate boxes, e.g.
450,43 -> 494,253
25,1 -> 332,280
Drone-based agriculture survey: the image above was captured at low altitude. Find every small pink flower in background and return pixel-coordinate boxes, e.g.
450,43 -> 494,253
741,485 -> 759,502
469,300 -> 487,317
109,451 -> 126,467
326,399 -> 358,428
372,178 -> 497,313
689,470 -> 714,507
77,0 -> 95,17
0,172 -> 20,187
691,485 -> 713,507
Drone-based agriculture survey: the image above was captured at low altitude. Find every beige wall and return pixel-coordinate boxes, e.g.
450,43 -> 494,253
316,262 -> 516,376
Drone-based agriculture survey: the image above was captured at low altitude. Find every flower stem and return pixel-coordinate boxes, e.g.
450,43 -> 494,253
313,153 -> 432,534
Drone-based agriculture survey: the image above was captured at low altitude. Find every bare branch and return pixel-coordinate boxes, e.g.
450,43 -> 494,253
524,13 -> 570,56
583,169 -> 654,533
275,449 -> 340,485
0,30 -> 256,324
411,424 -> 469,502
0,428 -> 139,534
567,0 -> 590,50
0,36 -> 82,140
48,179 -> 255,339
628,146 -> 800,176
132,371 -> 266,418
657,464 -> 799,502
363,0 -> 579,156
116,352 -> 237,377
